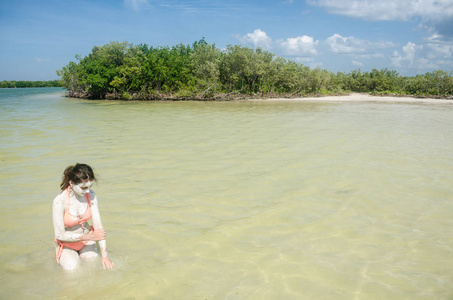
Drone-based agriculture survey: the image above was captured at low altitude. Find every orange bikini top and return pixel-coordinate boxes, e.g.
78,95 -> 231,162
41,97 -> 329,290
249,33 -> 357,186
63,188 -> 92,228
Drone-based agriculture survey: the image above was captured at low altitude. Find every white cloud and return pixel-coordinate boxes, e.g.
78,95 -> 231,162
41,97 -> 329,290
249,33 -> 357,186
35,57 -> 51,63
359,53 -> 385,59
237,29 -> 319,56
352,60 -> 364,67
237,29 -> 272,50
326,34 -> 366,53
308,0 -> 453,39
389,40 -> 453,71
124,0 -> 150,11
307,0 -> 453,21
403,42 -> 418,63
426,42 -> 453,59
293,57 -> 314,63
279,35 -> 319,56
391,51 -> 403,68
391,42 -> 422,67
325,34 -> 395,54
416,58 -> 439,70
435,59 -> 453,69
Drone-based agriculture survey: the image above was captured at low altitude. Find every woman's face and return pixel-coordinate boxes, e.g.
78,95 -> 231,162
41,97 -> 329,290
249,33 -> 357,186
71,180 -> 93,196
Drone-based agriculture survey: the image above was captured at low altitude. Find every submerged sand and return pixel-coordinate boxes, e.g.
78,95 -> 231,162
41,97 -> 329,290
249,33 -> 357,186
264,93 -> 453,104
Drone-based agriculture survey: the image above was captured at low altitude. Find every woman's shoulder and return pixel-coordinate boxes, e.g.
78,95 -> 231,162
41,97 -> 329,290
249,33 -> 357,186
54,190 -> 65,200
52,190 -> 66,207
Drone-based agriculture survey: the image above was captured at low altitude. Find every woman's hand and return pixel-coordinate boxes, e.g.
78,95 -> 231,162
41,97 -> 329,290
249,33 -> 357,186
102,256 -> 114,270
81,228 -> 106,241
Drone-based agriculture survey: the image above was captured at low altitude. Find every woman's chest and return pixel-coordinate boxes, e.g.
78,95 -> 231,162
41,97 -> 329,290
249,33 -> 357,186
67,198 -> 88,217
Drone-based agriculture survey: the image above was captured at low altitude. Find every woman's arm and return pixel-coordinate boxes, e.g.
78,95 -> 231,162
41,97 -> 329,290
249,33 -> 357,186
90,192 -> 114,269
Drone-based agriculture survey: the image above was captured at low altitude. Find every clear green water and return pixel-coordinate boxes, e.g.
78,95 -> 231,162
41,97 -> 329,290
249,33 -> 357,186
1,88 -> 453,299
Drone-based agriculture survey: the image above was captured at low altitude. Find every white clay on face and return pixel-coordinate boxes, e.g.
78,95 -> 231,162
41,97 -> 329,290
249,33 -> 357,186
72,184 -> 85,196
72,181 -> 93,195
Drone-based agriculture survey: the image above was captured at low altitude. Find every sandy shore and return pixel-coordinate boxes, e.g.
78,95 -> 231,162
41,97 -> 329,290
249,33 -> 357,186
263,93 -> 453,104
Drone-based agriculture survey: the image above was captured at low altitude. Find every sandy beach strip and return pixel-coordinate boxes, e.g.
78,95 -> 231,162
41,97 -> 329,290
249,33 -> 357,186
262,93 -> 453,105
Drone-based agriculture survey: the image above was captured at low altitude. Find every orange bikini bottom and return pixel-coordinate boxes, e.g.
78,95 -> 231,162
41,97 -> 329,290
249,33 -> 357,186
55,226 -> 94,263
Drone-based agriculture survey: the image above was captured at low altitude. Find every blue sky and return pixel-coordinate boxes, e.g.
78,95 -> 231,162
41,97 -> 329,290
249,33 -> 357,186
1,0 -> 453,80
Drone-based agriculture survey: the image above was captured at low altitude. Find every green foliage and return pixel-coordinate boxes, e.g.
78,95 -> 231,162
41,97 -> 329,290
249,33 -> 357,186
219,45 -> 275,94
191,41 -> 220,94
57,40 -> 453,100
174,88 -> 195,99
122,92 -> 133,100
0,80 -> 61,88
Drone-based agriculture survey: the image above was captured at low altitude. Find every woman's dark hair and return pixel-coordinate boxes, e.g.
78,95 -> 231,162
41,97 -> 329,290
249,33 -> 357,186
60,163 -> 97,190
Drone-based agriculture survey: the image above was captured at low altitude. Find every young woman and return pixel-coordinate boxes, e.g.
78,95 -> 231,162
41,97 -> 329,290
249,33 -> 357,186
52,163 -> 114,270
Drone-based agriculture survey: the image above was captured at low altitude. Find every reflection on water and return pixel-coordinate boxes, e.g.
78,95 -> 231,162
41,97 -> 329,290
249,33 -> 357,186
1,88 -> 453,299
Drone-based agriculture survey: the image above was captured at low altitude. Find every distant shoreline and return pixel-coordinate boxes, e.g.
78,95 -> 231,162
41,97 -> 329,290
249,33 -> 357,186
0,80 -> 61,89
0,86 -> 62,89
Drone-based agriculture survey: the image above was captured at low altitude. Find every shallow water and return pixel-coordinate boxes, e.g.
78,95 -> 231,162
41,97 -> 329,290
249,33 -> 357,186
1,88 -> 453,299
